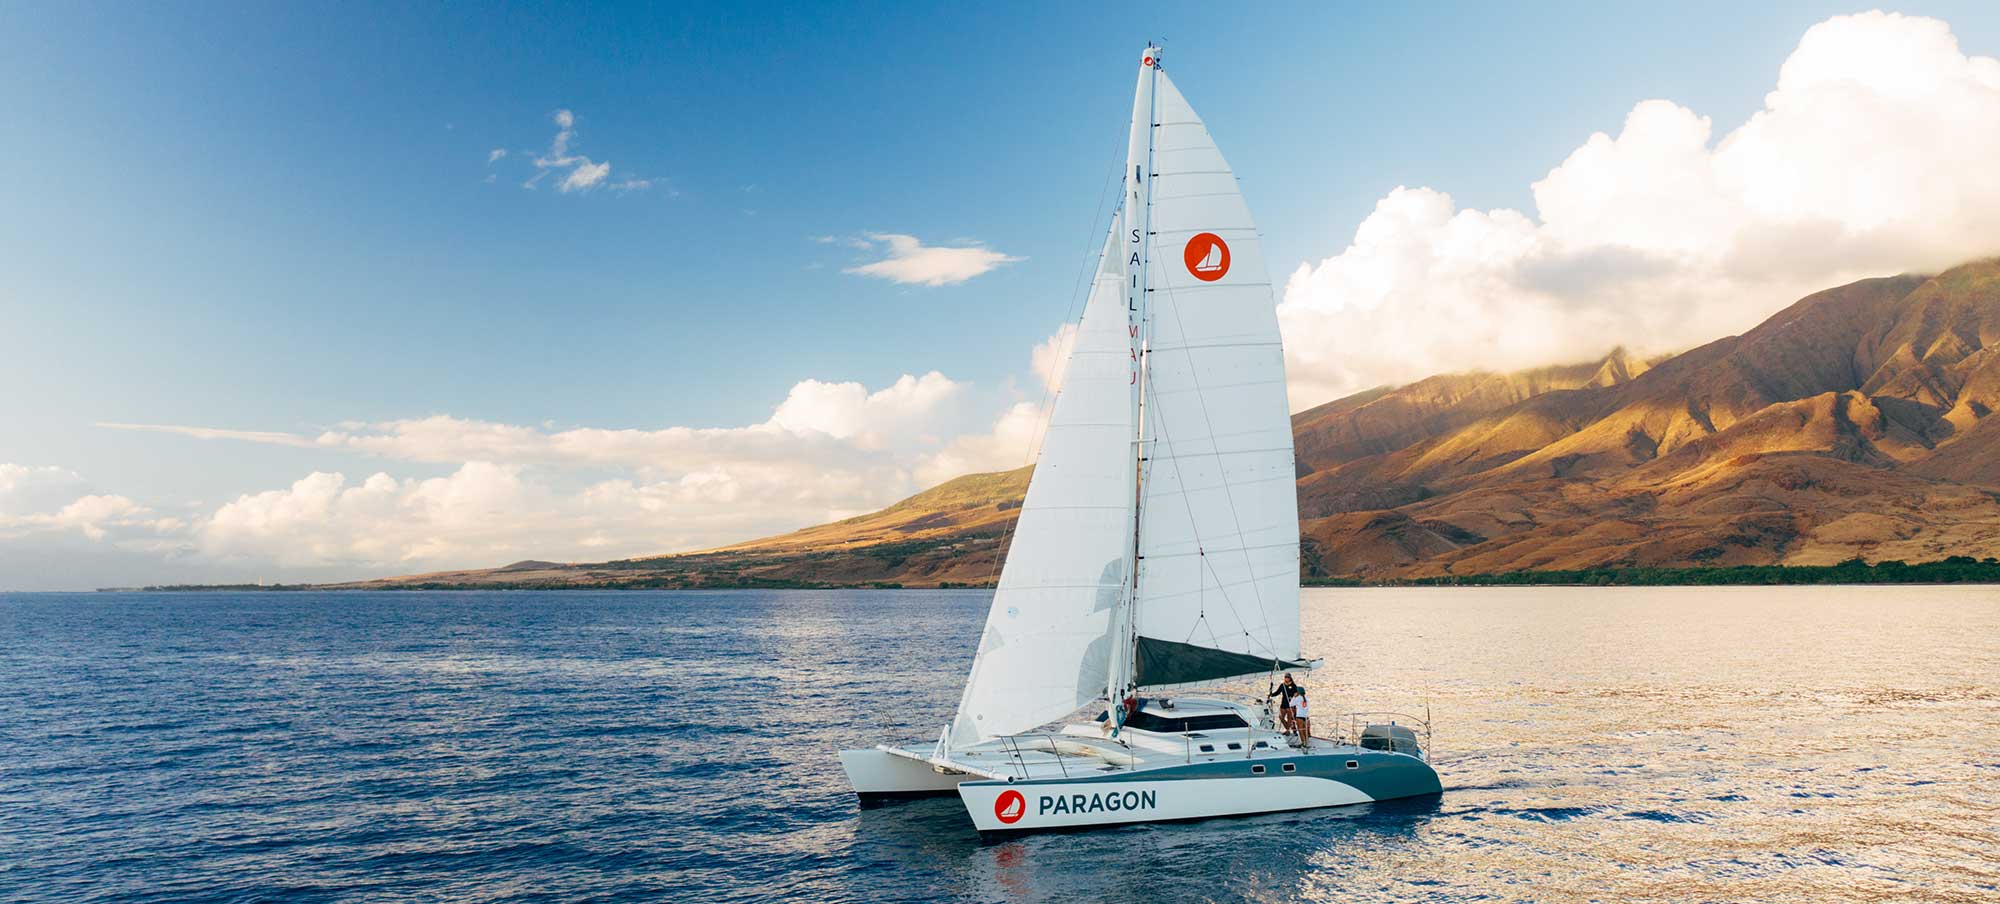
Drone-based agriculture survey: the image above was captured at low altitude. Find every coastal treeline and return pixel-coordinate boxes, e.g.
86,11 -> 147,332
1345,557 -> 2000,587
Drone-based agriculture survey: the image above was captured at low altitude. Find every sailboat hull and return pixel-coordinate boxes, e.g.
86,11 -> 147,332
838,748 -> 974,802
957,749 -> 1441,833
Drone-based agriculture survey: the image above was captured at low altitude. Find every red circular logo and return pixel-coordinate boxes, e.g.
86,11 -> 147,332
1184,233 -> 1230,281
994,789 -> 1026,824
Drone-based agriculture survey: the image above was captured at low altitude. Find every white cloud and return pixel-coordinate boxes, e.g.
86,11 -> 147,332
1278,11 -> 2000,408
95,423 -> 317,447
844,233 -> 1023,286
913,402 -> 1042,487
0,464 -> 172,543
559,159 -> 611,193
1030,323 -> 1078,395
498,108 -> 649,195
0,464 -> 89,516
767,371 -> 963,445
92,371 -> 1015,569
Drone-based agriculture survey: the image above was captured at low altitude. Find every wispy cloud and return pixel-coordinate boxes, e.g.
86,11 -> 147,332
843,233 -> 1023,286
97,423 -> 319,447
495,108 -> 651,194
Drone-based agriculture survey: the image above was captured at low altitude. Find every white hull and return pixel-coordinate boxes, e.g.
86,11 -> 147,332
959,774 -> 1372,832
837,748 -> 973,799
842,698 -> 1440,833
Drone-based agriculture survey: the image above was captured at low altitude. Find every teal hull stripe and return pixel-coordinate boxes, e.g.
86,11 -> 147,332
967,751 -> 1442,802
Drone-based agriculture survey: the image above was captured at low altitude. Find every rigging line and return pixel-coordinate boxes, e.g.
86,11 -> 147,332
981,134 -> 1130,589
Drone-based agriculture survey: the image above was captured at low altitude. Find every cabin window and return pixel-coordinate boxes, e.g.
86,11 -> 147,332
1122,710 -> 1250,733
1253,741 -> 1269,749
1226,742 -> 1242,751
1199,744 -> 1214,753
1282,763 -> 1297,773
1251,765 -> 1266,775
1346,760 -> 1360,769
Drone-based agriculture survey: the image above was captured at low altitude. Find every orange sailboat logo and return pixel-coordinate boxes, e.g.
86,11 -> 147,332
1184,232 -> 1230,281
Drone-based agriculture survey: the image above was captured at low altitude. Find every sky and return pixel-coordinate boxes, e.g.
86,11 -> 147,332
5,2 -> 2000,589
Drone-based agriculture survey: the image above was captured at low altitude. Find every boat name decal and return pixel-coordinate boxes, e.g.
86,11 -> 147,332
1038,789 -> 1156,816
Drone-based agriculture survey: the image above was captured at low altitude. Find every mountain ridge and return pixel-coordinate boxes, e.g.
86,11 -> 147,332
334,259 -> 2000,589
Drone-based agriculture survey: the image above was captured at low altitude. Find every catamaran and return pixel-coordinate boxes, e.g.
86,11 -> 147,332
840,45 -> 1441,833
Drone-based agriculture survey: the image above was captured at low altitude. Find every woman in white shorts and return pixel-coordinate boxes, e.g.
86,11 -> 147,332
1291,691 -> 1312,747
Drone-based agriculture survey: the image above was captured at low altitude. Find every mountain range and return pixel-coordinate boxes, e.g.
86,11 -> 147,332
339,259 -> 2000,588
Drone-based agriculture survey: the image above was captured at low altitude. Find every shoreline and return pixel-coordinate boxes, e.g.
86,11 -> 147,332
76,558 -> 2000,593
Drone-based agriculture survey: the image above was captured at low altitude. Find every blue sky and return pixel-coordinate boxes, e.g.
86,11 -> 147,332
6,3 -> 2000,588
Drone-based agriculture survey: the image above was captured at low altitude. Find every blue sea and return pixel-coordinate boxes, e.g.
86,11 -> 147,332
2,587 -> 1996,903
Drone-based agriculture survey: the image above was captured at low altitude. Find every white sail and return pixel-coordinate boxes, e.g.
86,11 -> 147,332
948,209 -> 1136,748
1131,67 -> 1302,688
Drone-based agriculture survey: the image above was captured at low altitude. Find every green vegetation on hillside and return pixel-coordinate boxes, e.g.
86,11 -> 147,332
1340,557 -> 2000,586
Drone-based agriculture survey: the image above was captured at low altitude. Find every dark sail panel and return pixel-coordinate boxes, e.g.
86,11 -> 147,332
1133,635 -> 1308,688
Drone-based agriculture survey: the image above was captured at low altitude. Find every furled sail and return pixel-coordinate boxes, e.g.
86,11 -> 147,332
948,209 -> 1136,748
1131,66 -> 1303,689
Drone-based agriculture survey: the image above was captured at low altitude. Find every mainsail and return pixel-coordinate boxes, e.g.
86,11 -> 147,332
949,46 -> 1302,748
1130,65 -> 1303,689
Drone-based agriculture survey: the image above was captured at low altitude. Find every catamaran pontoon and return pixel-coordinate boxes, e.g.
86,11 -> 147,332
840,44 -> 1441,833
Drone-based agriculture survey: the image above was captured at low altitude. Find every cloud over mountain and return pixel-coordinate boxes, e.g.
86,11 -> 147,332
1278,11 -> 2000,408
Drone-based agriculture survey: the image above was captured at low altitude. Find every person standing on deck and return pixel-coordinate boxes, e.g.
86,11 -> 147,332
1291,691 -> 1313,748
1268,673 -> 1303,737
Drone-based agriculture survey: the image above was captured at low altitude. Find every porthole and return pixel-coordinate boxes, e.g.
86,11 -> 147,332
1251,764 -> 1266,775
1346,760 -> 1360,769
1227,742 -> 1242,751
1199,744 -> 1214,753
1282,763 -> 1297,773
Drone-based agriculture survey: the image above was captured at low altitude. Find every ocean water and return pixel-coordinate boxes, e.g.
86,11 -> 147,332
1,587 -> 1995,903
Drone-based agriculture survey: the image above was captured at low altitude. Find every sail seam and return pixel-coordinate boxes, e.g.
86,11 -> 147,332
1136,540 -> 1297,560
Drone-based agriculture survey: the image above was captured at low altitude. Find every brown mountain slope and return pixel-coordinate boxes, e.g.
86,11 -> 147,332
343,258 -> 2000,588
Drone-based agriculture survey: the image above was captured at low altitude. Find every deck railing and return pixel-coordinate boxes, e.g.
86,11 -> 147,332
1329,709 -> 1434,760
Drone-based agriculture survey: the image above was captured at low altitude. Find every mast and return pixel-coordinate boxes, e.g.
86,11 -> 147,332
1107,44 -> 1162,713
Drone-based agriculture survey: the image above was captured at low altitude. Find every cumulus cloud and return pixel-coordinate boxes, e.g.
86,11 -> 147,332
1278,11 -> 2000,408
912,402 -> 1042,487
844,233 -> 1023,286
0,464 -> 176,543
94,370 -> 1033,570
1030,323 -> 1078,395
766,371 -> 963,445
488,148 -> 506,163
